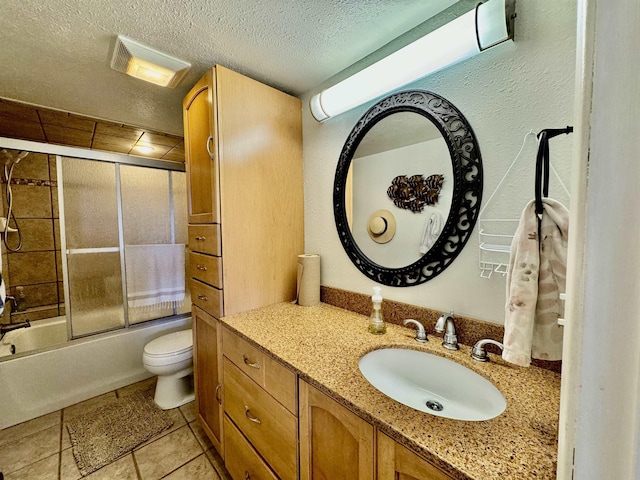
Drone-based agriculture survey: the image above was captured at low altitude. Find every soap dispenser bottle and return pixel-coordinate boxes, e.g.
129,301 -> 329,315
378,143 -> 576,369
368,286 -> 386,334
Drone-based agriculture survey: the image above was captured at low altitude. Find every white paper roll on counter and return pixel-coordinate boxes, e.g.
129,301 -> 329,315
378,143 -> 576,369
296,254 -> 320,306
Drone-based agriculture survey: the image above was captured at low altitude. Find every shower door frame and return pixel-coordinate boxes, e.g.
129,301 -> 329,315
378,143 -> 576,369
0,136 -> 187,340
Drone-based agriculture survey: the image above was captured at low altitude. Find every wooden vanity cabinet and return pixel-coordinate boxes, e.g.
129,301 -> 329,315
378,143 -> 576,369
299,380 -> 375,480
192,306 -> 223,454
222,327 -> 298,480
183,65 -> 303,458
378,431 -> 455,480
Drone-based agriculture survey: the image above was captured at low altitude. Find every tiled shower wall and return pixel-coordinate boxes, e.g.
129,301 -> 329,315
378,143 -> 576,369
1,152 -> 63,324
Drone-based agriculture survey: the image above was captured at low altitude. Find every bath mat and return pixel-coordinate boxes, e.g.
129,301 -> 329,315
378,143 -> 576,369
67,391 -> 173,476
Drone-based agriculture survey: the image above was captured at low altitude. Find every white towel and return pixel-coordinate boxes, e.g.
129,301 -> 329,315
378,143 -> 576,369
503,198 -> 568,367
124,244 -> 186,309
419,212 -> 443,255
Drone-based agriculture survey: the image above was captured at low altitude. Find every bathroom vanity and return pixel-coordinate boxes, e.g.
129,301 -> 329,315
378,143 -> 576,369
218,302 -> 560,480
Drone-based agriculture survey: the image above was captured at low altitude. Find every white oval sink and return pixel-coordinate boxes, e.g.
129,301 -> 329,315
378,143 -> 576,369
359,348 -> 506,421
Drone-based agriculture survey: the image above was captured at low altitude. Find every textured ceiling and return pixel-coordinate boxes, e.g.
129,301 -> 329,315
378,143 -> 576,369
0,0 -> 457,136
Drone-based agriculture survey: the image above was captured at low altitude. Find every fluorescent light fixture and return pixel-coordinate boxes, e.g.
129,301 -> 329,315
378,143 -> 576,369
310,0 -> 515,122
111,35 -> 191,88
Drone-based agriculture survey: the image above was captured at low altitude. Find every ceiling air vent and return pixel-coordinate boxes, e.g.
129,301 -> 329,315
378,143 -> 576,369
110,35 -> 191,88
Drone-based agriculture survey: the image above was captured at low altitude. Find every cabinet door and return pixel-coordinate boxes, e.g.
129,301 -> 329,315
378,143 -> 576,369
183,69 -> 220,224
377,432 -> 454,480
299,380 -> 374,480
192,305 -> 223,456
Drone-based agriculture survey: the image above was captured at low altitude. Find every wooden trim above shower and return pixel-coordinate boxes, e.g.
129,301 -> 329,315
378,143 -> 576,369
0,97 -> 185,162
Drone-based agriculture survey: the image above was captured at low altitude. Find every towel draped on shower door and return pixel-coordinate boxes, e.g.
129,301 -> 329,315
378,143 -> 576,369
502,198 -> 569,367
124,244 -> 186,310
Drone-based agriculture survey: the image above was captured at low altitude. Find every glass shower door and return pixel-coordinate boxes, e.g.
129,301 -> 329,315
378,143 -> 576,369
60,157 -> 125,337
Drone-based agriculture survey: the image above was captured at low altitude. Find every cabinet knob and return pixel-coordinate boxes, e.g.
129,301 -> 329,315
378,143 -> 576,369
195,236 -> 206,241
196,265 -> 208,271
197,295 -> 208,301
244,406 -> 262,424
244,472 -> 251,480
242,354 -> 261,369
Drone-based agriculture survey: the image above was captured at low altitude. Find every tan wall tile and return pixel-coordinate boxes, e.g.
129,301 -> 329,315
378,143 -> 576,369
0,119 -> 46,142
42,124 -> 92,148
38,109 -> 96,132
94,122 -> 143,140
9,152 -> 50,181
7,251 -> 57,285
11,219 -> 55,252
10,282 -> 59,309
10,185 -> 52,218
0,99 -> 40,122
48,155 -> 57,182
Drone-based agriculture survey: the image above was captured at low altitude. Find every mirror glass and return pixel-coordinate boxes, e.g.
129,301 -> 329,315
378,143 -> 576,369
348,112 -> 453,267
334,90 -> 483,287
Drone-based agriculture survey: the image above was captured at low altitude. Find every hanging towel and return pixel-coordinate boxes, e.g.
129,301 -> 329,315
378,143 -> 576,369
419,212 -> 443,255
124,244 -> 186,310
502,198 -> 568,367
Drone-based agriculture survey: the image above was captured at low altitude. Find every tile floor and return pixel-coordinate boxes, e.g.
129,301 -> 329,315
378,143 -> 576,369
0,378 -> 232,480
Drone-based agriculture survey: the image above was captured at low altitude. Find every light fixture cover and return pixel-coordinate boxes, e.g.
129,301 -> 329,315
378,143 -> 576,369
310,0 -> 515,122
110,35 -> 191,88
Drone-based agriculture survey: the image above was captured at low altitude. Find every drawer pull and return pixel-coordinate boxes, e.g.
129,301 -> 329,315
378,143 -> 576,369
215,384 -> 222,404
206,134 -> 215,160
242,354 -> 261,369
197,295 -> 208,301
195,236 -> 206,241
244,472 -> 250,480
196,264 -> 208,271
245,406 -> 262,424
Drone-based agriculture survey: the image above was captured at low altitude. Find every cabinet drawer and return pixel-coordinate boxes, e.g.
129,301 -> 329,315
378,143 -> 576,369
224,416 -> 278,480
224,359 -> 297,480
188,224 -> 221,256
222,327 -> 297,414
190,279 -> 223,318
189,251 -> 222,288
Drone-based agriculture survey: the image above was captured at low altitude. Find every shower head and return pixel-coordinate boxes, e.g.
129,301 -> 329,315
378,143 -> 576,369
14,151 -> 29,163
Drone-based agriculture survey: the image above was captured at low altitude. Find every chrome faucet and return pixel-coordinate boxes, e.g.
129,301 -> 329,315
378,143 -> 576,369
471,339 -> 504,362
434,311 -> 459,350
403,319 -> 427,343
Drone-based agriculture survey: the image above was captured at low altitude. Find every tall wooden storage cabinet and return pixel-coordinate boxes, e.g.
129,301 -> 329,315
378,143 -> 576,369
183,65 -> 303,457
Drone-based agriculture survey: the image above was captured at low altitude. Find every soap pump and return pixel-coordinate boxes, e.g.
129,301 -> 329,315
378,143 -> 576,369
368,286 -> 386,334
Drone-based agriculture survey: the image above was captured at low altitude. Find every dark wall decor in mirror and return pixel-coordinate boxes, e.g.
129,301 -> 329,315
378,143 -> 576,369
334,90 -> 483,286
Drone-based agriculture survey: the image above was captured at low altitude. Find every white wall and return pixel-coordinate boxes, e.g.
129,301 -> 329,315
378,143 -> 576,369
302,0 -> 577,324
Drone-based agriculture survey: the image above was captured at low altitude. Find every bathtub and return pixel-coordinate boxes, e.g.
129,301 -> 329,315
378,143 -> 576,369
0,315 -> 191,429
1,316 -> 68,357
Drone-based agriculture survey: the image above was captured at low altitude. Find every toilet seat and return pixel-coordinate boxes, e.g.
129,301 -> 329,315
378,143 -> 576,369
143,330 -> 193,367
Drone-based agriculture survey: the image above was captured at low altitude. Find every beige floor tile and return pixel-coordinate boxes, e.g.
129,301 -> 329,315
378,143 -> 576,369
59,448 -> 82,480
62,391 -> 117,421
61,424 -> 71,450
205,448 -> 232,480
116,376 -> 156,398
4,452 -> 59,480
0,424 -> 60,474
134,425 -> 203,480
189,420 -> 213,451
84,453 -> 138,480
163,454 -> 220,480
0,411 -> 61,447
179,401 -> 196,422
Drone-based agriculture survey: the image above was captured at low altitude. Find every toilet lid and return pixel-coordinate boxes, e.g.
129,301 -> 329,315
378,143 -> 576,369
144,329 -> 193,357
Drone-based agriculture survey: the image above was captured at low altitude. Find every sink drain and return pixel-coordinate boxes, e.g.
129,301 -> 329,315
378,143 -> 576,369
426,400 -> 444,412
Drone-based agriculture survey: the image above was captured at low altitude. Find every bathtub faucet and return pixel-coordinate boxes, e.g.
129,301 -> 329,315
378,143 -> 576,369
0,319 -> 30,336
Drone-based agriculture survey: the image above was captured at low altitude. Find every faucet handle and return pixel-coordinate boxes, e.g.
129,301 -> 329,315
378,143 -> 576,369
403,319 -> 428,343
471,339 -> 504,362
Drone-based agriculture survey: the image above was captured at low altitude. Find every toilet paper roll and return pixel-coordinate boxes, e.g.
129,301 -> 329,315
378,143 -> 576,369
296,254 -> 320,306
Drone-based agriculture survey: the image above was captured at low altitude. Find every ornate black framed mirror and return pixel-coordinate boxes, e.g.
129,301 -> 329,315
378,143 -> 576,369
334,90 -> 483,286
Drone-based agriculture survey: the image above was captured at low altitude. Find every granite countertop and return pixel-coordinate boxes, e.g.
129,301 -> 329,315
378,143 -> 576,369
220,302 -> 560,480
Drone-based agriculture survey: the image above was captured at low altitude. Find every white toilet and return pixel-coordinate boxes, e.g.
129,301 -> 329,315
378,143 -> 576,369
142,329 -> 195,410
